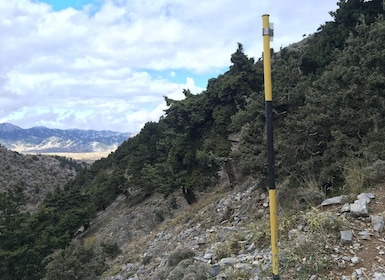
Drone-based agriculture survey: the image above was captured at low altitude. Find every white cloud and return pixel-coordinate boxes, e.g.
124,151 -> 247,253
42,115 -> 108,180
0,0 -> 338,133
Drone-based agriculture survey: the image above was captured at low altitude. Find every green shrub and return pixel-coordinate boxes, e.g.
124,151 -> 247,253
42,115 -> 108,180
44,242 -> 108,280
101,241 -> 121,258
167,248 -> 195,267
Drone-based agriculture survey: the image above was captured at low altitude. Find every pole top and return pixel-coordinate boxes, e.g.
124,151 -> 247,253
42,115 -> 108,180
262,15 -> 274,38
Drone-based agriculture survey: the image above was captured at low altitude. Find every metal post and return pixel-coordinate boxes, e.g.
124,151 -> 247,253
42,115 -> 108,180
262,14 -> 280,280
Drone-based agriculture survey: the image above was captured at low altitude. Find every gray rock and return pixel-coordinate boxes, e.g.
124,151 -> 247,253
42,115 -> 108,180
351,256 -> 360,264
338,260 -> 346,269
203,253 -> 213,260
350,199 -> 369,217
355,268 -> 362,276
246,242 -> 255,252
373,272 -> 385,280
208,264 -> 221,277
219,257 -> 238,266
341,203 -> 350,213
341,230 -> 353,244
321,195 -> 345,206
358,231 -> 371,240
234,263 -> 252,270
74,225 -> 85,236
357,192 -> 375,203
371,215 -> 384,233
352,242 -> 361,250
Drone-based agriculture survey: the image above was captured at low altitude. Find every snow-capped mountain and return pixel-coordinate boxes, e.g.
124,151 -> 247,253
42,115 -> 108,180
0,123 -> 131,153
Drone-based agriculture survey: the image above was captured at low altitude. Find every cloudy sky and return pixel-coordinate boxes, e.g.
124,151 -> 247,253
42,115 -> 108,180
1,0 -> 338,133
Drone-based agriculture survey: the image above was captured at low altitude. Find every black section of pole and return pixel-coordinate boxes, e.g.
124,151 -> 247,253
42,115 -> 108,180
265,101 -> 275,190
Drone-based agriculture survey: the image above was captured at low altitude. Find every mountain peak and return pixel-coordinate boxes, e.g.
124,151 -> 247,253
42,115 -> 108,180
0,122 -> 22,132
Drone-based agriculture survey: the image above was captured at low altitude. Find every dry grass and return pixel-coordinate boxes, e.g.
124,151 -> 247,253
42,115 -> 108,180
277,177 -> 325,213
342,160 -> 367,196
279,207 -> 348,278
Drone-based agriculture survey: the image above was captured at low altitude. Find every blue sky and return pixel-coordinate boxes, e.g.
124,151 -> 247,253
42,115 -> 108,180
1,0 -> 338,133
39,0 -> 96,10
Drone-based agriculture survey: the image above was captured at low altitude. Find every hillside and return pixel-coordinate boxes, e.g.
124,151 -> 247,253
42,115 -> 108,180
73,175 -> 385,279
0,123 -> 130,153
0,144 -> 85,210
2,0 -> 385,279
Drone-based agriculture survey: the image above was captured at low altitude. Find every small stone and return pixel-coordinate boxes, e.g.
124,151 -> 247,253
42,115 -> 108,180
358,231 -> 371,240
219,257 -> 238,266
333,247 -> 340,253
321,195 -> 344,206
341,230 -> 353,244
352,242 -> 361,250
309,275 -> 317,280
246,242 -> 255,252
263,202 -> 269,208
338,260 -> 346,269
373,272 -> 385,280
350,199 -> 369,217
351,256 -> 360,264
372,215 -> 385,233
331,254 -> 339,260
357,192 -> 375,203
234,263 -> 251,270
208,264 -> 221,277
203,253 -> 213,260
297,224 -> 304,231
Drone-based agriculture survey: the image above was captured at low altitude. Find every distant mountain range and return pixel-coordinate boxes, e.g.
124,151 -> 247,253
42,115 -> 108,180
0,123 -> 131,153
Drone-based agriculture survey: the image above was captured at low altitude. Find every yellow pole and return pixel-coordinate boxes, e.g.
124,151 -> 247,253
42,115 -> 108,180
262,15 -> 273,102
262,14 -> 280,280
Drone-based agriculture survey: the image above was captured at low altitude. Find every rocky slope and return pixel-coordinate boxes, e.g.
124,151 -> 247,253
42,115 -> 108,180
72,173 -> 385,280
0,122 -> 130,153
